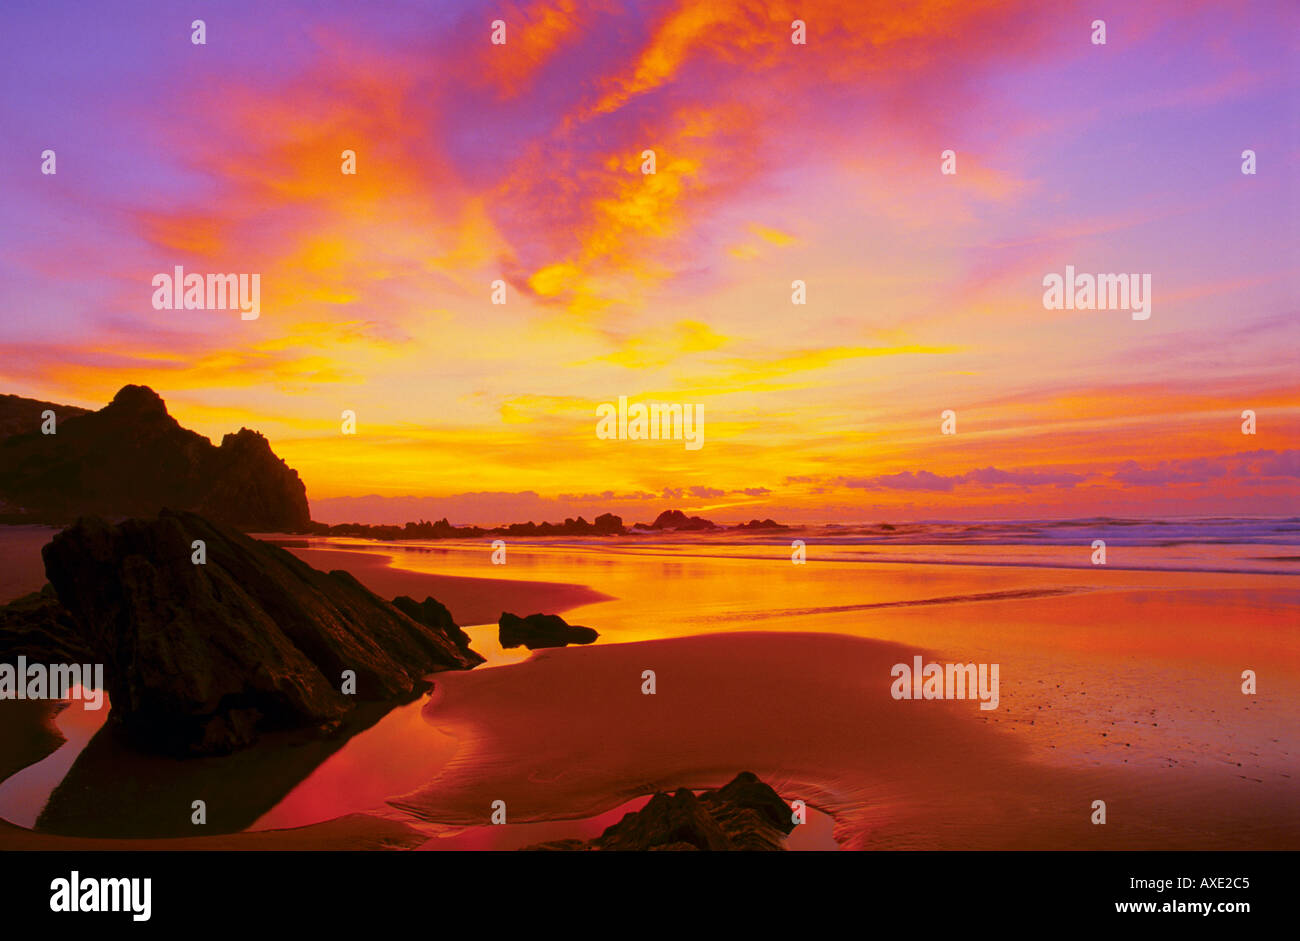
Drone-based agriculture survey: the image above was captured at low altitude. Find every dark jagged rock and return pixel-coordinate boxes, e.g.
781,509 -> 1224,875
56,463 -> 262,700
498,611 -> 598,649
315,511 -> 627,541
733,518 -> 789,531
311,517 -> 475,540
650,509 -> 717,531
697,770 -> 799,850
594,790 -> 733,851
524,772 -> 797,851
0,585 -> 95,665
391,595 -> 478,659
36,510 -> 483,756
313,507 -> 780,542
312,508 -> 757,541
0,385 -> 310,531
498,513 -> 625,537
194,427 -> 310,532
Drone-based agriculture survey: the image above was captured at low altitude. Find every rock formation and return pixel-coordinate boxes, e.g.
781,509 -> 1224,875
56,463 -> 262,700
314,511 -> 626,540
498,611 -> 599,649
311,509 -> 793,540
391,594 -> 475,657
0,385 -> 311,532
0,393 -> 89,443
524,772 -> 797,850
645,509 -> 717,531
4,510 -> 483,756
734,518 -> 790,531
0,585 -> 95,665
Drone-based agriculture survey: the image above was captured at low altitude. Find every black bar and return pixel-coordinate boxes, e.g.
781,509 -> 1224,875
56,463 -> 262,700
5,850 -> 1288,927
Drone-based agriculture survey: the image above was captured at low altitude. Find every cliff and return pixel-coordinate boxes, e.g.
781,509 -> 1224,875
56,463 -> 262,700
0,385 -> 311,532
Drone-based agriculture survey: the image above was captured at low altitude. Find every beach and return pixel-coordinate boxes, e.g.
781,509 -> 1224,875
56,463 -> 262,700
1,523 -> 1297,850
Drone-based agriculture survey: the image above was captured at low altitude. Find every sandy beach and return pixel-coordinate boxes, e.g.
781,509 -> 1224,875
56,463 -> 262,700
2,528 -> 1296,851
392,629 -> 1297,849
270,542 -> 612,626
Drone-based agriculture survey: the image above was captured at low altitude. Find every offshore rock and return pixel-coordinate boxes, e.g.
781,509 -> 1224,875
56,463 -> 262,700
498,611 -> 599,650
524,772 -> 798,851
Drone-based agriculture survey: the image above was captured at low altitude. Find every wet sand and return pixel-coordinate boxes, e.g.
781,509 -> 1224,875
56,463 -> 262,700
388,631 -> 1298,850
276,544 -> 611,625
2,531 -> 1296,850
268,540 -> 1299,849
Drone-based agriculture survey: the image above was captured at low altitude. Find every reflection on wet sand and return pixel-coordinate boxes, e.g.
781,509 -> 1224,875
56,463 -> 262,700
36,699 -> 405,838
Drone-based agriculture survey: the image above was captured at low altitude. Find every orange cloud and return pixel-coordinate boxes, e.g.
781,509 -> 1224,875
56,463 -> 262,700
477,0 -> 594,97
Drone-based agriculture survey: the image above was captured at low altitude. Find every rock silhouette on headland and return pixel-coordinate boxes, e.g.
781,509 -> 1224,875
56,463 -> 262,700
0,385 -> 311,532
494,512 -> 625,536
734,518 -> 789,531
637,509 -> 718,531
498,611 -> 599,649
1,510 -> 483,756
312,513 -> 627,540
524,772 -> 797,851
310,507 -> 790,540
0,393 -> 90,442
0,384 -> 784,538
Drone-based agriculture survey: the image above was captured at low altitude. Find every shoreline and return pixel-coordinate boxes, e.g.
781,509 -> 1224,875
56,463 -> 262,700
1,528 -> 1296,850
275,544 -> 613,625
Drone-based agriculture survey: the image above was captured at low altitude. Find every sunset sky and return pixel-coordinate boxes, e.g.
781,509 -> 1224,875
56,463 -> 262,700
1,0 -> 1296,524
